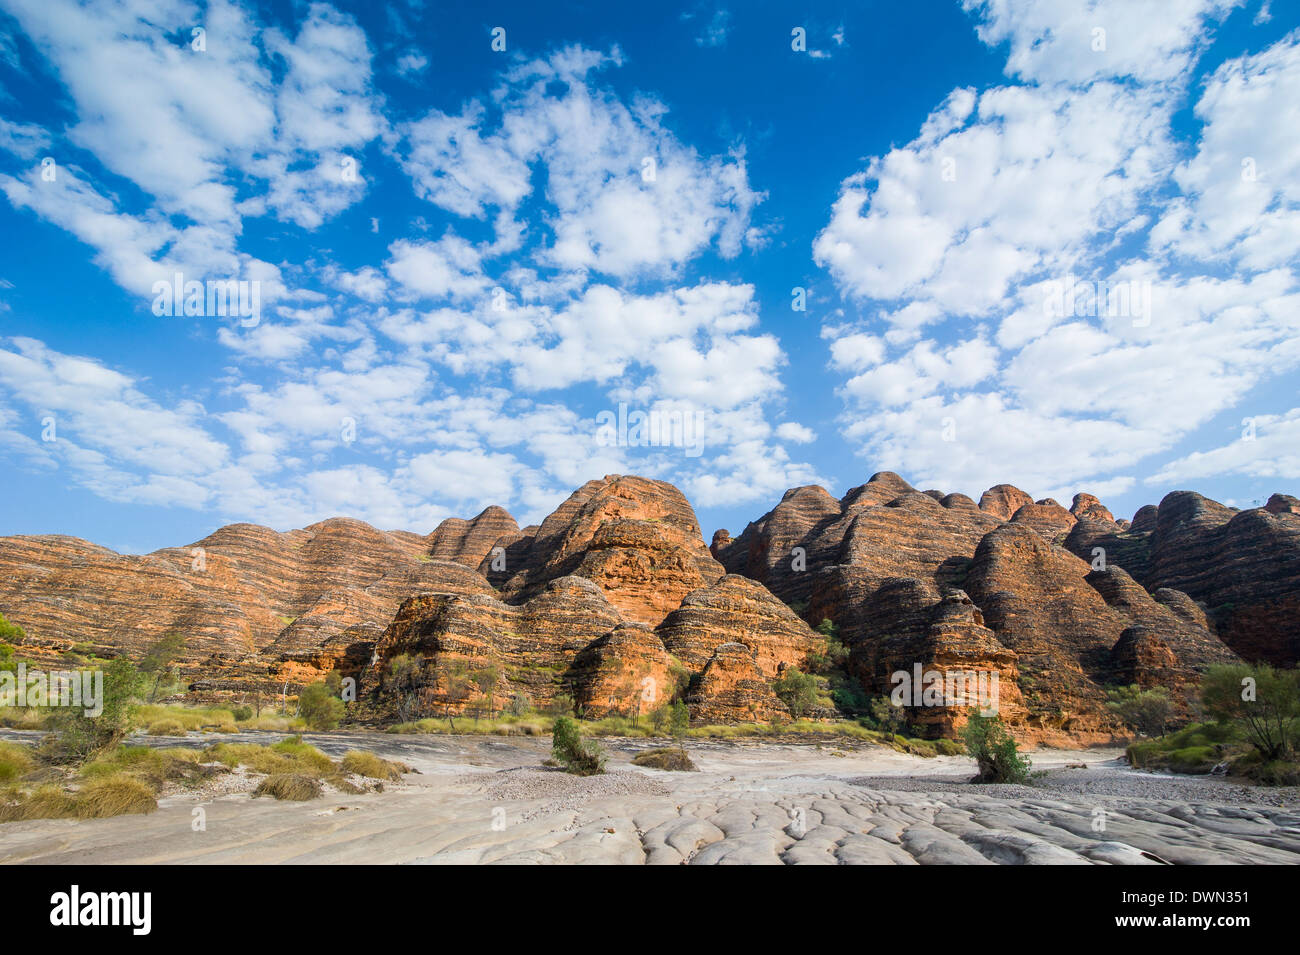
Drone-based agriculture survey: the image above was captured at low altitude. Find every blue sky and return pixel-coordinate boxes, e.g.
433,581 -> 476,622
0,0 -> 1297,554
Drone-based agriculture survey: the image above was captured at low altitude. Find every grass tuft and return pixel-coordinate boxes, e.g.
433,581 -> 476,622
631,747 -> 697,771
74,775 -> 157,818
0,742 -> 36,783
340,750 -> 410,781
253,773 -> 322,801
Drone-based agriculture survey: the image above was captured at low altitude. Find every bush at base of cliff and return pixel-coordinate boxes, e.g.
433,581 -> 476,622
1201,663 -> 1300,764
551,716 -> 606,776
298,678 -> 346,731
773,667 -> 819,719
1127,722 -> 1236,773
961,714 -> 1033,784
1106,684 -> 1174,738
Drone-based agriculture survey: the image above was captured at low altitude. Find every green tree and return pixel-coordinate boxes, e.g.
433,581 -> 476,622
298,679 -> 345,731
773,667 -> 818,719
51,657 -> 143,761
867,696 -> 907,735
668,700 -> 690,740
139,632 -> 187,702
1201,663 -> 1300,762
0,613 -> 24,676
961,713 -> 1032,784
551,716 -> 605,776
1106,684 -> 1173,738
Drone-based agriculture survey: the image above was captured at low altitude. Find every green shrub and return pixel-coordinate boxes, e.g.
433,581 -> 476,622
864,696 -> 908,736
668,700 -> 690,740
961,714 -> 1033,784
773,667 -> 818,719
231,705 -> 254,722
298,680 -> 345,731
1107,684 -> 1173,737
551,716 -> 605,776
1251,760 -> 1300,786
49,657 -> 143,761
1201,663 -> 1300,762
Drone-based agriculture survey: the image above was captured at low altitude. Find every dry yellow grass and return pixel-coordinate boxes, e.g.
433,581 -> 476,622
253,773 -> 322,801
0,741 -> 35,782
340,750 -> 410,781
145,719 -> 188,736
74,775 -> 157,818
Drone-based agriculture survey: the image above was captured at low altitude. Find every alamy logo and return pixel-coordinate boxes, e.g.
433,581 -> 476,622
1042,275 -> 1152,325
49,886 -> 151,935
0,663 -> 103,716
594,402 -> 707,458
151,272 -> 260,327
890,664 -> 999,716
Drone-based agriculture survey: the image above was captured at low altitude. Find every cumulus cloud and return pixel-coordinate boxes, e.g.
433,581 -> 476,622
395,45 -> 763,279
815,1 -> 1300,503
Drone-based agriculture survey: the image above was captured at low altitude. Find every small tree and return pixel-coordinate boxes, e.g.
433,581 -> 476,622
1201,663 -> 1300,762
386,654 -> 422,723
650,704 -> 670,735
51,657 -> 143,761
471,665 -> 499,720
961,713 -> 1032,784
139,632 -> 187,702
298,678 -> 345,731
441,664 -> 475,730
868,696 -> 907,736
551,716 -> 605,776
547,691 -> 576,718
668,700 -> 690,740
773,667 -> 818,719
1107,684 -> 1173,738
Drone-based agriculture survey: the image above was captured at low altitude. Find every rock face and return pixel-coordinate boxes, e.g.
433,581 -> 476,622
1144,492 -> 1300,666
491,475 -> 725,627
714,474 -> 1266,744
360,479 -> 818,724
1,469 -> 1291,742
426,506 -> 520,568
0,519 -> 494,690
979,484 -> 1034,521
657,575 -> 824,678
687,642 -> 786,723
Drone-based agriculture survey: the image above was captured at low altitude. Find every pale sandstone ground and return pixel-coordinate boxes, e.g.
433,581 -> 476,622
1,730 -> 1298,865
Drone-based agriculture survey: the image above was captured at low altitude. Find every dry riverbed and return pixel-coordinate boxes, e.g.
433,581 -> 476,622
1,729 -> 1298,865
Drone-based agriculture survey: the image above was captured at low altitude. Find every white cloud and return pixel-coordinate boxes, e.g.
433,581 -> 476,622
962,0 -> 1241,85
1150,31 -> 1300,271
395,45 -> 763,279
1150,409 -> 1300,483
816,3 -> 1300,504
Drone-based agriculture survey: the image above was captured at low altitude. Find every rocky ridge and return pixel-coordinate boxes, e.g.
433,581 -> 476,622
1,471 -> 1295,743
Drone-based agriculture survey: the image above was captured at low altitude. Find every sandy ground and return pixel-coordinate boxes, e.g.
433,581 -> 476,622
2,729 -> 1299,865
